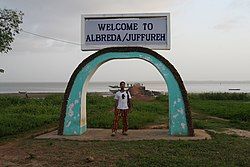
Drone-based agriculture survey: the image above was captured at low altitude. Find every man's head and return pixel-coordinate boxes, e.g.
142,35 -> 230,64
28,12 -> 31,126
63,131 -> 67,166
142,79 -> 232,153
120,81 -> 125,90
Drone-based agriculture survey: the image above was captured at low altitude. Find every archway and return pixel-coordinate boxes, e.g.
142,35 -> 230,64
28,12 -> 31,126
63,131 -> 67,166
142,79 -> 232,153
58,47 -> 194,136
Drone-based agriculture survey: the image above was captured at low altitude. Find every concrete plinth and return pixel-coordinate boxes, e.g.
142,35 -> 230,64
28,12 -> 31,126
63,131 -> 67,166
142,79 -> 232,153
36,129 -> 211,141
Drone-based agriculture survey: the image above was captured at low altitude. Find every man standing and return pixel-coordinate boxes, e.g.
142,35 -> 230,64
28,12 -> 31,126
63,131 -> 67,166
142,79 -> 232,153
111,81 -> 132,136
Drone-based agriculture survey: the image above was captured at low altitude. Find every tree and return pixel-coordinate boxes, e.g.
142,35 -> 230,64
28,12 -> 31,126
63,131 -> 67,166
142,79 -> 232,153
0,8 -> 24,53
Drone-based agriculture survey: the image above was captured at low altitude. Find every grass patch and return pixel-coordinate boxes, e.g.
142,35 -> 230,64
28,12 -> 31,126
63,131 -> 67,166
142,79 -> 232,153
190,93 -> 250,131
1,93 -> 249,166
0,95 -> 62,137
19,132 -> 250,167
86,94 -> 167,129
0,93 -> 250,138
189,92 -> 250,101
190,99 -> 250,122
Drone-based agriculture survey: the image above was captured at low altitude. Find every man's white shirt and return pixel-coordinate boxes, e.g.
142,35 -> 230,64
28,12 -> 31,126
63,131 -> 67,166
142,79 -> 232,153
114,90 -> 132,109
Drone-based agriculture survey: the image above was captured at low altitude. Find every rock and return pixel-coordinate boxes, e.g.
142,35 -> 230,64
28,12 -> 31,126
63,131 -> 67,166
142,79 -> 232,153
86,156 -> 94,163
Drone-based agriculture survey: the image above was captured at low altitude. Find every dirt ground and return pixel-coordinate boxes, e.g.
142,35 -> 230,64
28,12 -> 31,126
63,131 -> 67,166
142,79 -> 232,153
0,128 -> 209,167
0,127 -> 249,167
207,128 -> 250,138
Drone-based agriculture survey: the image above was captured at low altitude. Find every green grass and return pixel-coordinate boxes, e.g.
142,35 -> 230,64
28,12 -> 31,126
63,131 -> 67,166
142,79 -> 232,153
189,92 -> 250,101
190,100 -> 250,121
87,94 -> 168,129
190,99 -> 250,131
115,133 -> 249,167
0,93 -> 250,166
188,93 -> 250,131
0,93 -> 250,138
192,116 -> 250,131
0,95 -> 62,137
20,132 -> 250,167
0,94 -> 168,138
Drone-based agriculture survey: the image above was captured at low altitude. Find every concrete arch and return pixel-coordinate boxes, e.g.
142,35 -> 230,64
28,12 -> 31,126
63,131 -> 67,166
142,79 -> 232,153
58,47 -> 194,136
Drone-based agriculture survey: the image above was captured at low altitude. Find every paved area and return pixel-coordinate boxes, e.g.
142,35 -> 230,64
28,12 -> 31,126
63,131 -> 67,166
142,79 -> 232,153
36,129 -> 211,141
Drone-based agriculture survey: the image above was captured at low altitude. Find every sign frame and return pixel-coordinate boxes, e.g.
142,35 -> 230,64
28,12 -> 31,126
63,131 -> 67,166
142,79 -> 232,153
81,13 -> 170,51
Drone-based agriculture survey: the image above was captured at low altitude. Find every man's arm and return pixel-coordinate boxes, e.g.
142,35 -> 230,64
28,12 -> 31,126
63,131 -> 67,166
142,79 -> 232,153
115,99 -> 118,110
127,91 -> 132,112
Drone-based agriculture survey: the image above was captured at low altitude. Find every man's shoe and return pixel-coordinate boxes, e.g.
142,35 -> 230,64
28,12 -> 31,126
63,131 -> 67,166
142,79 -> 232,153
111,132 -> 116,136
122,132 -> 128,136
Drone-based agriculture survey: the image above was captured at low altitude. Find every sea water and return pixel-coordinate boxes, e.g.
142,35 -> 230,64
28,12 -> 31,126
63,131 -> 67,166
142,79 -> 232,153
0,81 -> 250,93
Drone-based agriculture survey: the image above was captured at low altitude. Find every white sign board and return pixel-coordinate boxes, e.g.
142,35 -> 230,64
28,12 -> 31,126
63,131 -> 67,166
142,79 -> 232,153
81,13 -> 170,51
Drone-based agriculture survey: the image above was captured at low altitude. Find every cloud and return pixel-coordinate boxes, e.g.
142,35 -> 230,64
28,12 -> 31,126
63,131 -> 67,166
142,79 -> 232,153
229,0 -> 250,9
213,0 -> 250,32
213,18 -> 240,31
2,0 -> 249,82
82,0 -> 191,13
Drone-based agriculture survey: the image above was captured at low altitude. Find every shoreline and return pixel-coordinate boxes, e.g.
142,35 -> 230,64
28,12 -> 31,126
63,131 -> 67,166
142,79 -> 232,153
0,91 -> 249,99
1,82 -> 249,94
0,92 -> 114,98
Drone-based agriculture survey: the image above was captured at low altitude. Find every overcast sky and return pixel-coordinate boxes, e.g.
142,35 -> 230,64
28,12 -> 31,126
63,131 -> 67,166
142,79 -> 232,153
0,0 -> 250,82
